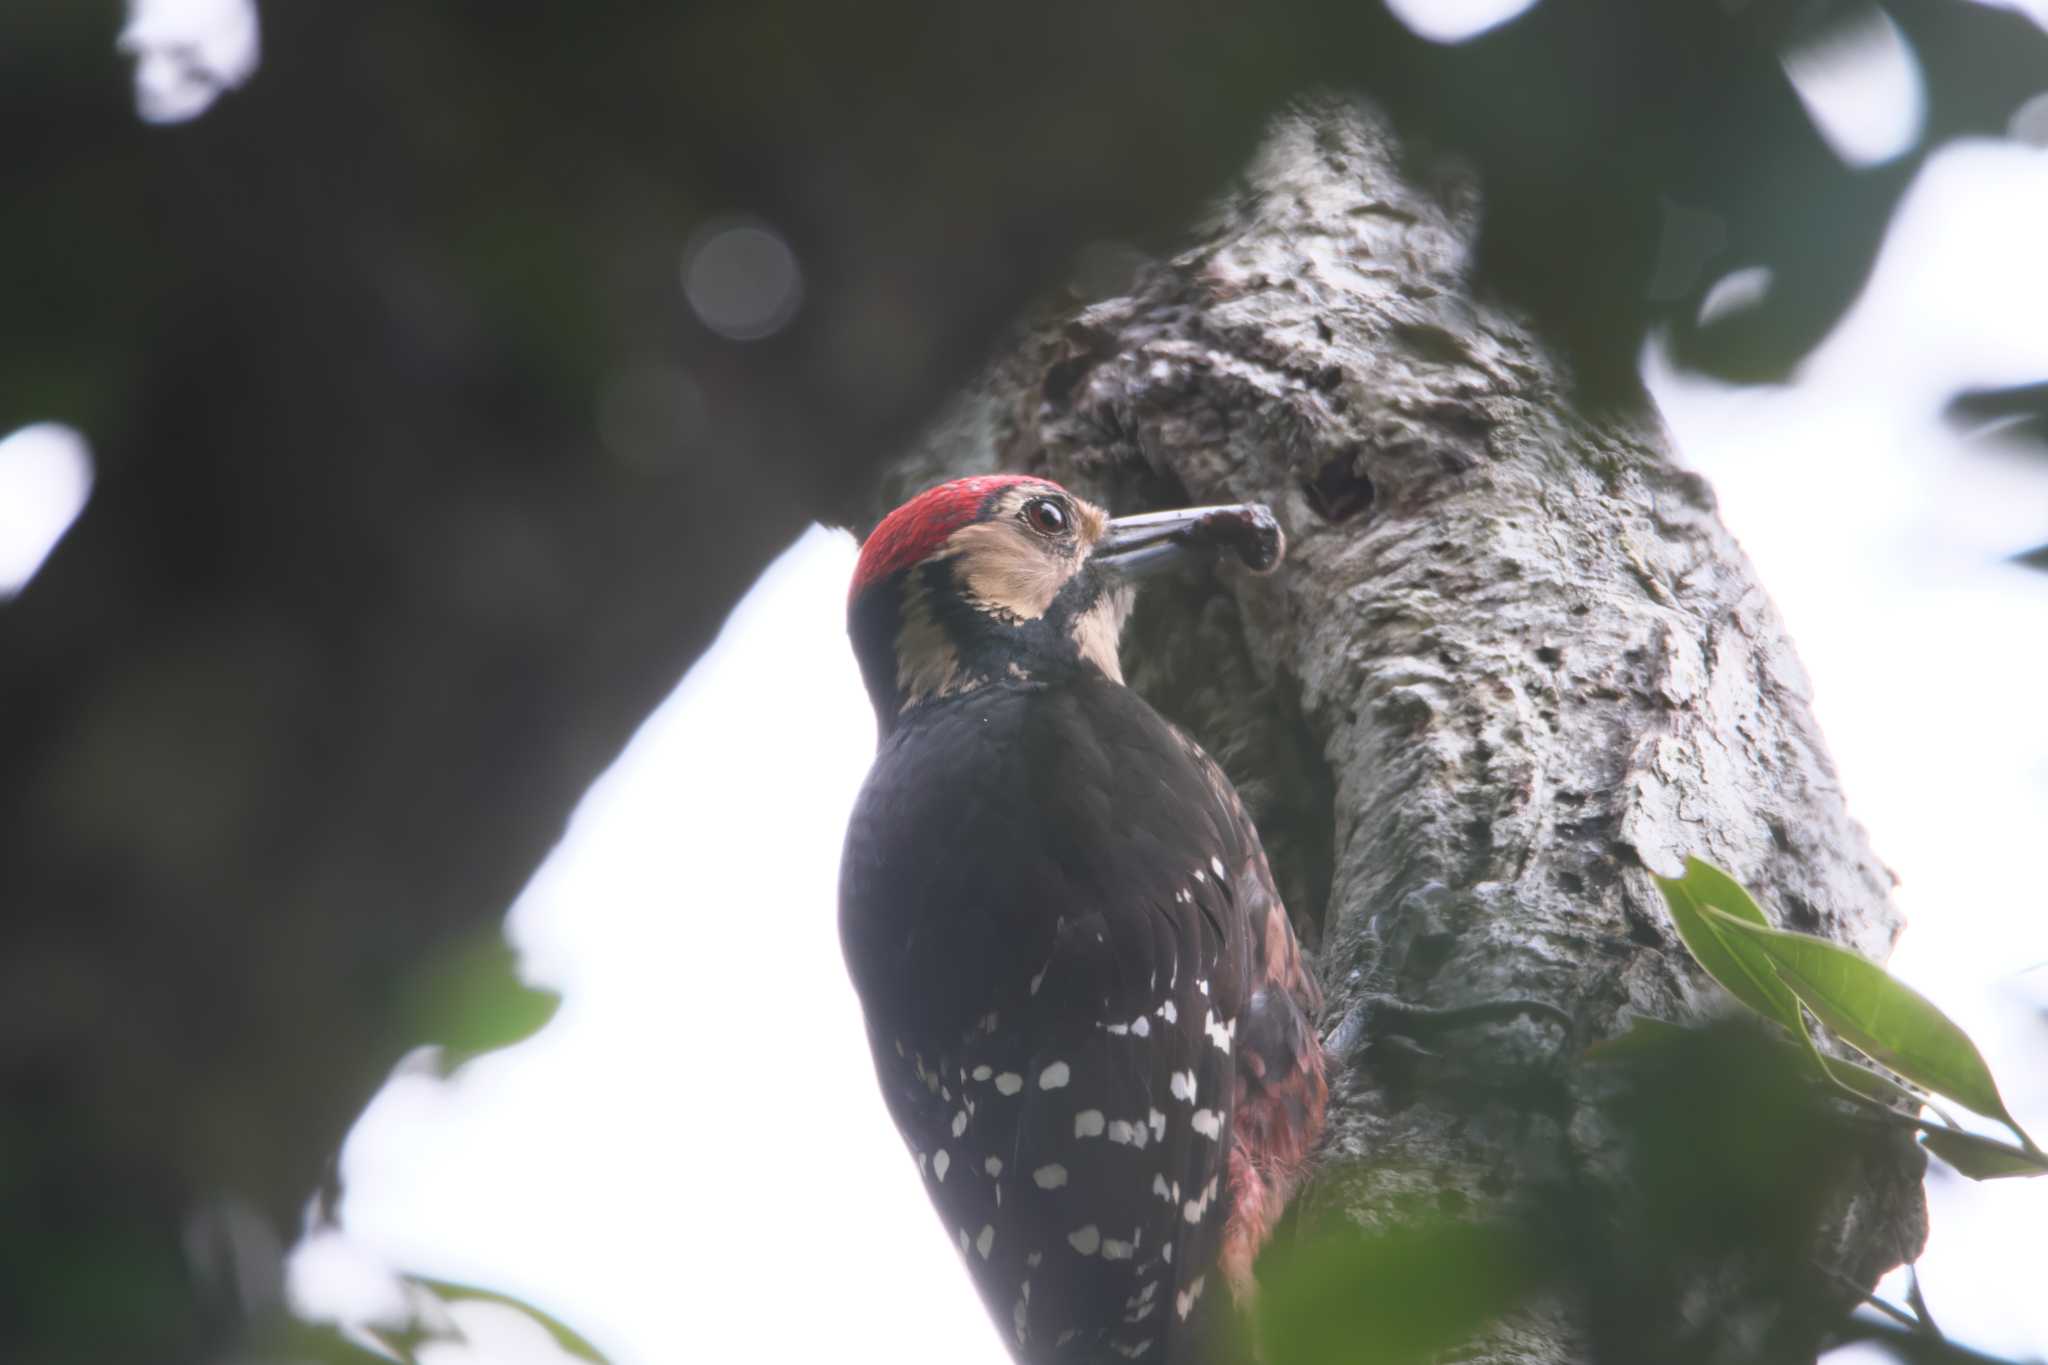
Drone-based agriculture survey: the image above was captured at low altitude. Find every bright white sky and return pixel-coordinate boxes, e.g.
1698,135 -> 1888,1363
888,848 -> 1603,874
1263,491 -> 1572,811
0,2 -> 2033,1362
0,423 -> 93,598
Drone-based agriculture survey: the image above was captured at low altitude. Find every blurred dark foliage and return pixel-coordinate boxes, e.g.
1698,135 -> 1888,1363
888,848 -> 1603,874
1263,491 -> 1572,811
1261,1020 -> 2016,1365
1945,381 -> 2048,568
1946,381 -> 2048,451
4,1 -> 2046,1361
279,1274 -> 607,1365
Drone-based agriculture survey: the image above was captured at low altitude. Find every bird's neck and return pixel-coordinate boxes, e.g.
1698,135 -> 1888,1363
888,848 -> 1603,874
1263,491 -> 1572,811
853,576 -> 1133,740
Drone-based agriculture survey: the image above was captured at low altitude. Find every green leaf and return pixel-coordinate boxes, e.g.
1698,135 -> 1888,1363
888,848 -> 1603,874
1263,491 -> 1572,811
1254,1218 -> 1542,1365
1589,1012 -> 1926,1113
1696,901 -> 2035,1149
411,1277 -> 609,1362
1651,858 -> 1802,1032
1654,859 -> 1968,1124
1811,1052 -> 1928,1111
1584,1014 -> 1695,1061
400,934 -> 562,1074
1919,1127 -> 2048,1180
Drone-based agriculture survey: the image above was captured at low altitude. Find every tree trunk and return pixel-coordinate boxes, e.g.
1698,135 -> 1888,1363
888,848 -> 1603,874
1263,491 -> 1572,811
875,96 -> 1926,1364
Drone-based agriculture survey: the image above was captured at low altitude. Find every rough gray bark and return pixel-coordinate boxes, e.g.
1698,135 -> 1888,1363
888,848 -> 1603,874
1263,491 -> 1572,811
878,97 -> 1926,1363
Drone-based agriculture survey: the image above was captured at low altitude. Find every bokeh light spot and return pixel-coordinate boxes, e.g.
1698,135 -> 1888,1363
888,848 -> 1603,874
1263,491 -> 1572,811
0,423 -> 95,599
1382,0 -> 1540,45
682,221 -> 804,342
1779,3 -> 1927,168
1697,265 -> 1774,327
119,0 -> 261,125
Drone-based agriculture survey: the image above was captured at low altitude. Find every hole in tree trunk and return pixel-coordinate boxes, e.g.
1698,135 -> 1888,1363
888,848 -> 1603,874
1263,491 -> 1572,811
1304,450 -> 1375,522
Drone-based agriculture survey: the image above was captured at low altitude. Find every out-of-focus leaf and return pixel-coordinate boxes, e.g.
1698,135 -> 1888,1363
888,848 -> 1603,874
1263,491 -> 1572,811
1919,1128 -> 2048,1181
1593,1004 -> 1926,1113
1584,1014 -> 1695,1060
399,934 -> 561,1074
275,1316 -> 409,1364
1652,858 -> 1802,1031
1944,379 -> 2048,452
1697,903 -> 2036,1151
410,1277 -> 609,1362
1253,1217 -> 1543,1365
285,1274 -> 610,1364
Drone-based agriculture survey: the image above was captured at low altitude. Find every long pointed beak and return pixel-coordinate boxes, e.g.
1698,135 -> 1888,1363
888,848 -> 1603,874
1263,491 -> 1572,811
1093,502 -> 1286,579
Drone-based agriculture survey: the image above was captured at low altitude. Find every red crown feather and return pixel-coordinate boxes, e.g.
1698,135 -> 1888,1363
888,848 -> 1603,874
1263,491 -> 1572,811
849,474 -> 1062,604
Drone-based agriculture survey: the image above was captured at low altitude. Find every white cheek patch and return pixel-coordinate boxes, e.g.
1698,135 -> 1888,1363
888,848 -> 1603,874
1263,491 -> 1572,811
949,520 -> 1074,620
1068,585 -> 1134,684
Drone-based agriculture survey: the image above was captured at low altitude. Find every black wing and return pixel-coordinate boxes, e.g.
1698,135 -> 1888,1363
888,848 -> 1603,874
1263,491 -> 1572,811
841,677 -> 1258,1363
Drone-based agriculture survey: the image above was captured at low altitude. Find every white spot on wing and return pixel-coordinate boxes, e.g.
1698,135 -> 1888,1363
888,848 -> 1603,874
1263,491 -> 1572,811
1102,1237 -> 1135,1261
1169,1070 -> 1196,1103
1034,1163 -> 1069,1189
933,1150 -> 951,1182
985,1156 -> 1004,1176
1176,1275 -> 1207,1321
1039,1061 -> 1071,1090
1148,1108 -> 1166,1141
1191,1108 -> 1222,1140
1210,856 -> 1227,879
995,1072 -> 1024,1095
1158,1000 -> 1177,1024
1075,1109 -> 1106,1138
977,1225 -> 996,1259
953,1110 -> 969,1137
972,1064 -> 993,1081
1204,1010 -> 1232,1054
1069,1225 -> 1102,1256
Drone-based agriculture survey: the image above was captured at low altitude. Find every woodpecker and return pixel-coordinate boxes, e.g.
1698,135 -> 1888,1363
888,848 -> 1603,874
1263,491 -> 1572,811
840,474 -> 1327,1364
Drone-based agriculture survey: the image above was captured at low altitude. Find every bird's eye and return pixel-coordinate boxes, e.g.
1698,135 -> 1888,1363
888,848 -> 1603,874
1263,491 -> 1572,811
1023,498 -> 1069,536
